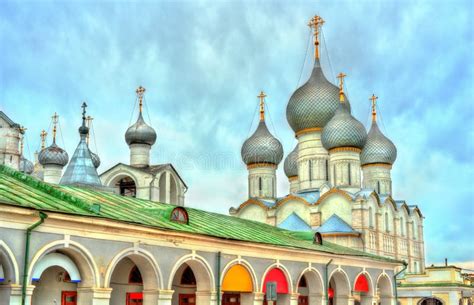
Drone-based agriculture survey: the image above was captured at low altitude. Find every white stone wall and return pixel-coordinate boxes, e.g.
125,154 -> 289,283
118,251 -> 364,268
129,143 -> 151,167
289,177 -> 299,194
362,165 -> 392,195
297,131 -> 329,191
238,204 -> 268,223
275,200 -> 311,226
328,150 -> 361,193
248,166 -> 276,199
0,122 -> 20,171
43,164 -> 64,184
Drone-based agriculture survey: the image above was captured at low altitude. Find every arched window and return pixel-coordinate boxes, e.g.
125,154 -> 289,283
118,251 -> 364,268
180,266 -> 196,285
368,207 -> 374,228
377,181 -> 381,194
308,160 -> 313,181
348,163 -> 352,185
258,177 -> 262,191
385,212 -> 390,232
115,176 -> 136,197
128,266 -> 143,284
171,207 -> 189,224
325,159 -> 329,181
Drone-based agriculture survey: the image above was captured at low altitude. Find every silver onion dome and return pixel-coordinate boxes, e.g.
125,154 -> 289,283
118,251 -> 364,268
38,142 -> 69,167
19,156 -> 34,174
322,104 -> 367,151
125,112 -> 157,146
90,150 -> 101,169
284,144 -> 298,178
360,122 -> 397,165
241,121 -> 283,166
287,59 -> 351,133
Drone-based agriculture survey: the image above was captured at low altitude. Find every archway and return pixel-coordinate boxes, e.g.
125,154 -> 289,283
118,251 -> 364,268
353,273 -> 373,305
106,249 -> 162,305
114,176 -> 137,197
221,262 -> 256,305
376,274 -> 393,305
0,241 -> 20,304
29,243 -> 98,305
169,255 -> 214,305
159,173 -> 166,203
170,174 -> 178,205
418,298 -> 443,305
328,269 -> 350,305
296,268 -> 324,305
261,266 -> 291,305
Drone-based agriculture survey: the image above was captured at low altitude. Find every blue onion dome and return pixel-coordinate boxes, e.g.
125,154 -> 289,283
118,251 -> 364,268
89,150 -> 101,168
38,142 -> 69,167
286,59 -> 351,134
321,103 -> 367,151
125,112 -> 157,146
241,121 -> 283,166
360,122 -> 397,165
19,156 -> 34,174
284,144 -> 298,178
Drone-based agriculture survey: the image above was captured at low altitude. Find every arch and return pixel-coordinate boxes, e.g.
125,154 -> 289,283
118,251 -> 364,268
294,267 -> 324,294
276,194 -> 311,208
237,198 -> 270,211
260,263 -> 293,294
221,258 -> 257,293
31,253 -> 81,282
159,172 -> 167,202
105,247 -> 163,290
167,253 -> 215,291
328,268 -> 351,305
376,272 -> 394,305
353,271 -> 374,295
417,297 -> 444,305
27,239 -> 100,287
104,170 -> 140,188
107,172 -> 139,198
315,188 -> 353,206
0,240 -> 20,285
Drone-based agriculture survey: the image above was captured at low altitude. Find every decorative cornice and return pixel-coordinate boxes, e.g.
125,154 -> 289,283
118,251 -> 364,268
237,198 -> 270,211
329,147 -> 361,154
315,188 -> 353,206
295,127 -> 322,138
276,195 -> 311,208
361,163 -> 392,169
321,232 -> 361,237
247,163 -> 277,170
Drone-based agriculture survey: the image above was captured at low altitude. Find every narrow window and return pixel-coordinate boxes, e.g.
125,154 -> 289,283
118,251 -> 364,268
369,207 -> 373,228
348,163 -> 352,185
377,181 -> 381,194
333,165 -> 336,184
258,177 -> 262,191
385,212 -> 389,232
308,160 -> 312,181
325,159 -> 329,181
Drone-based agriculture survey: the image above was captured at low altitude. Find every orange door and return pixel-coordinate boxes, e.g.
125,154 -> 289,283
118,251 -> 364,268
61,291 -> 77,305
179,294 -> 196,305
126,292 -> 143,305
298,296 -> 308,305
222,293 -> 240,305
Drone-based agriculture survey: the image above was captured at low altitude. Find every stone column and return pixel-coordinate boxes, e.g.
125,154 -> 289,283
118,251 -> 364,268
308,293 -> 325,305
195,291 -> 218,305
77,287 -> 112,305
3,284 -> 34,305
156,290 -> 174,305
241,292 -> 265,305
165,171 -> 171,204
289,293 -> 300,305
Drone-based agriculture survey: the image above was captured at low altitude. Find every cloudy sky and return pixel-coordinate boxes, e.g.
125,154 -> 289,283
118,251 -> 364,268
1,0 -> 472,264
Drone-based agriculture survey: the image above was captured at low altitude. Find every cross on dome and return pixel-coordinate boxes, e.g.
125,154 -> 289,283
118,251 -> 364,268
40,130 -> 48,149
370,94 -> 378,122
258,91 -> 267,121
308,15 -> 325,59
136,86 -> 146,114
337,72 -> 347,102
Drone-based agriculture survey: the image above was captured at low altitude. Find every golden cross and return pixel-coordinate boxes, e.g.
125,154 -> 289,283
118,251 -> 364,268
40,130 -> 48,149
85,116 -> 93,145
257,91 -> 267,121
337,72 -> 347,103
51,112 -> 59,143
370,94 -> 378,122
136,86 -> 146,114
308,15 -> 325,59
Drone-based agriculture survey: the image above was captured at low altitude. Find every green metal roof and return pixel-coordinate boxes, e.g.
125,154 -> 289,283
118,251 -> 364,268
0,165 -> 399,263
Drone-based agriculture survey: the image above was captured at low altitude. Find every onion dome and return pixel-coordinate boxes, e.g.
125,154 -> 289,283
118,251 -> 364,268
321,104 -> 367,150
38,142 -> 69,167
241,91 -> 283,166
90,150 -> 101,169
284,144 -> 298,178
360,94 -> 397,165
360,121 -> 397,165
125,86 -> 157,146
19,156 -> 34,174
287,60 -> 351,134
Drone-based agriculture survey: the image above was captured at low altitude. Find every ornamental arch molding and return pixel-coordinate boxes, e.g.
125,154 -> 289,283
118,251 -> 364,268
376,272 -> 394,297
103,169 -> 140,188
104,247 -> 164,290
353,270 -> 375,296
167,253 -> 215,291
260,262 -> 294,294
294,266 -> 324,294
220,257 -> 258,291
27,239 -> 100,288
0,240 -> 20,285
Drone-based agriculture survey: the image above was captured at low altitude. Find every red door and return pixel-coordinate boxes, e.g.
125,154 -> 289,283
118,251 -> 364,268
126,292 -> 143,305
298,296 -> 308,305
61,291 -> 77,305
222,293 -> 240,305
179,294 -> 196,305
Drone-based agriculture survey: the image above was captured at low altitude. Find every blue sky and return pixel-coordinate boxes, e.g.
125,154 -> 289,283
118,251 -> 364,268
1,0 -> 473,264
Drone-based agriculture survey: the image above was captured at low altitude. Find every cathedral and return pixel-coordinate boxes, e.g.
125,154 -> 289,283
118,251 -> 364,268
0,14 -> 472,305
